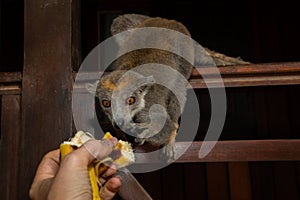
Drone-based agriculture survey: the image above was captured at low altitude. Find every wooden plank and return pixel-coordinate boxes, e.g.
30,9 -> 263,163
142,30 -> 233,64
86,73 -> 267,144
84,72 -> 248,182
0,72 -> 22,83
0,85 -> 21,95
228,162 -> 252,200
19,0 -> 79,199
190,74 -> 300,88
74,62 -> 300,80
134,140 -> 300,163
0,95 -> 21,200
206,163 -> 229,200
73,62 -> 300,90
193,62 -> 300,76
74,74 -> 300,92
192,62 -> 300,88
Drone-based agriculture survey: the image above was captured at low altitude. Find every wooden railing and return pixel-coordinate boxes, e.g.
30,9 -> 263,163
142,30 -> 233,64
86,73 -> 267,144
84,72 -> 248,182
72,62 -> 300,200
1,62 -> 300,199
73,62 -> 300,91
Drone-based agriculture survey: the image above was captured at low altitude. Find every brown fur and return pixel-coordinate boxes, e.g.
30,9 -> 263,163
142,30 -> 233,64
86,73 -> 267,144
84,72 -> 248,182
96,15 -> 194,162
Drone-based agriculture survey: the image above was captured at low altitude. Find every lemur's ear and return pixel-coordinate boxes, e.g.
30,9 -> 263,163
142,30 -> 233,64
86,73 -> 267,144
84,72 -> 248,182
85,81 -> 98,95
137,75 -> 156,93
111,14 -> 150,46
110,14 -> 150,35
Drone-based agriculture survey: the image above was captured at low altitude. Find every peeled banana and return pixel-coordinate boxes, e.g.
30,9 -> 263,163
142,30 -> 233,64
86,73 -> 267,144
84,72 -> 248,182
59,131 -> 135,200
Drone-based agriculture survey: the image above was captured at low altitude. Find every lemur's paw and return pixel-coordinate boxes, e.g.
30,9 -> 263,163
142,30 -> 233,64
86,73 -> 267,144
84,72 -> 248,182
134,129 -> 150,145
159,143 -> 176,163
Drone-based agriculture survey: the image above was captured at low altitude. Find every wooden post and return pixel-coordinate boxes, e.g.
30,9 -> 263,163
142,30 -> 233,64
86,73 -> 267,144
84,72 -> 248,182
19,0 -> 80,199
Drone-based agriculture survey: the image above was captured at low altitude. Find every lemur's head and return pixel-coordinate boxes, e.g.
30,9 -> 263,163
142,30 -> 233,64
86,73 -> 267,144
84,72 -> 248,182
87,70 -> 155,129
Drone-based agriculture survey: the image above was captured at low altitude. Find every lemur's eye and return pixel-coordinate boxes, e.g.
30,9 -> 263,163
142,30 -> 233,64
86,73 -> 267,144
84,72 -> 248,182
102,100 -> 111,108
127,97 -> 136,105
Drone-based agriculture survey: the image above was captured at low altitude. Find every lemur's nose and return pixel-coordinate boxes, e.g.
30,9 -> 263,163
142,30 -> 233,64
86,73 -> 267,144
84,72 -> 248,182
115,118 -> 125,128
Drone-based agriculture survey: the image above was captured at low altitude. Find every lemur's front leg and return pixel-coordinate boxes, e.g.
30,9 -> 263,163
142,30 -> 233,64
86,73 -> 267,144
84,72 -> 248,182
133,109 -> 169,145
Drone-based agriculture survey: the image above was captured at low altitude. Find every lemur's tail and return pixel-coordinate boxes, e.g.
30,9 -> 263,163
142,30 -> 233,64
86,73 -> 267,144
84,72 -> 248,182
111,14 -> 250,67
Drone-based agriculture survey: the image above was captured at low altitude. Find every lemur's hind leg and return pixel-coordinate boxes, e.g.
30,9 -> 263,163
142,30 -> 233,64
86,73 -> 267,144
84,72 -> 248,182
160,122 -> 179,163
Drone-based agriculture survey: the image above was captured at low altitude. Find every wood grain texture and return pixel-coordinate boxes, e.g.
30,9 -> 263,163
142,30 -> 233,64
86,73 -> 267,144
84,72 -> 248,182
0,95 -> 20,200
73,62 -> 300,91
0,72 -> 22,95
0,85 -> 21,95
191,62 -> 300,88
19,0 -> 79,199
192,62 -> 300,76
134,140 -> 300,163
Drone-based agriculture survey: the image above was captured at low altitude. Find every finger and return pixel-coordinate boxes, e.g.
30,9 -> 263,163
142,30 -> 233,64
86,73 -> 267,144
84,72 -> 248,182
100,177 -> 122,200
30,149 -> 60,199
33,149 -> 60,182
99,165 -> 117,185
71,138 -> 118,166
102,165 -> 117,179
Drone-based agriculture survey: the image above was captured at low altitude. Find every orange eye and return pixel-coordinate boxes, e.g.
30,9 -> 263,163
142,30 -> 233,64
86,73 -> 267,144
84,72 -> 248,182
102,100 -> 111,108
127,97 -> 136,105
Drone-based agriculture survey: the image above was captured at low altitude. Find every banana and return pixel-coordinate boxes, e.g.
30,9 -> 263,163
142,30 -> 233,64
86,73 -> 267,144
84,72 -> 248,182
59,131 -> 135,200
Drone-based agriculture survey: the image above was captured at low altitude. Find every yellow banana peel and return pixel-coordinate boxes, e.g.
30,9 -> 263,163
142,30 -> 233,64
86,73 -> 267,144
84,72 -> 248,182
59,131 -> 135,200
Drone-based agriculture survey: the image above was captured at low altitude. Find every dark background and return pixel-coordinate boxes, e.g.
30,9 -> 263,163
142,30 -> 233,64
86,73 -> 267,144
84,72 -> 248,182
1,0 -> 300,71
80,0 -> 300,64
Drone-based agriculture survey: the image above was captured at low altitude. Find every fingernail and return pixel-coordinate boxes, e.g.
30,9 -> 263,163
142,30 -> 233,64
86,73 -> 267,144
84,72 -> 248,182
84,139 -> 114,161
109,137 -> 118,145
113,175 -> 123,183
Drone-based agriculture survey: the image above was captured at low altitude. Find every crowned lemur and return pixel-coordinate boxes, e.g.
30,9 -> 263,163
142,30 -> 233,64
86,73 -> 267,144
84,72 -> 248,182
87,14 -> 197,162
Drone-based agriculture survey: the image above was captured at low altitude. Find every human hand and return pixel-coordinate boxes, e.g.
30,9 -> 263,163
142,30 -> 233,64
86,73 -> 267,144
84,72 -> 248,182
30,138 -> 122,200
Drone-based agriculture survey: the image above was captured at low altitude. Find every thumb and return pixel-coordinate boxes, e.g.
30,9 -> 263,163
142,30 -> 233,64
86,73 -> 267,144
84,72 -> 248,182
72,138 -> 118,165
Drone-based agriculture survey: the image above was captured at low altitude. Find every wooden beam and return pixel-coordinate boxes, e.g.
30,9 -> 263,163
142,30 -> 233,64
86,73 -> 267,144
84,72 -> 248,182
190,74 -> 300,88
73,62 -> 300,90
193,62 -> 300,76
0,72 -> 22,95
0,85 -> 21,95
191,62 -> 300,88
19,0 -> 79,199
134,140 -> 300,163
